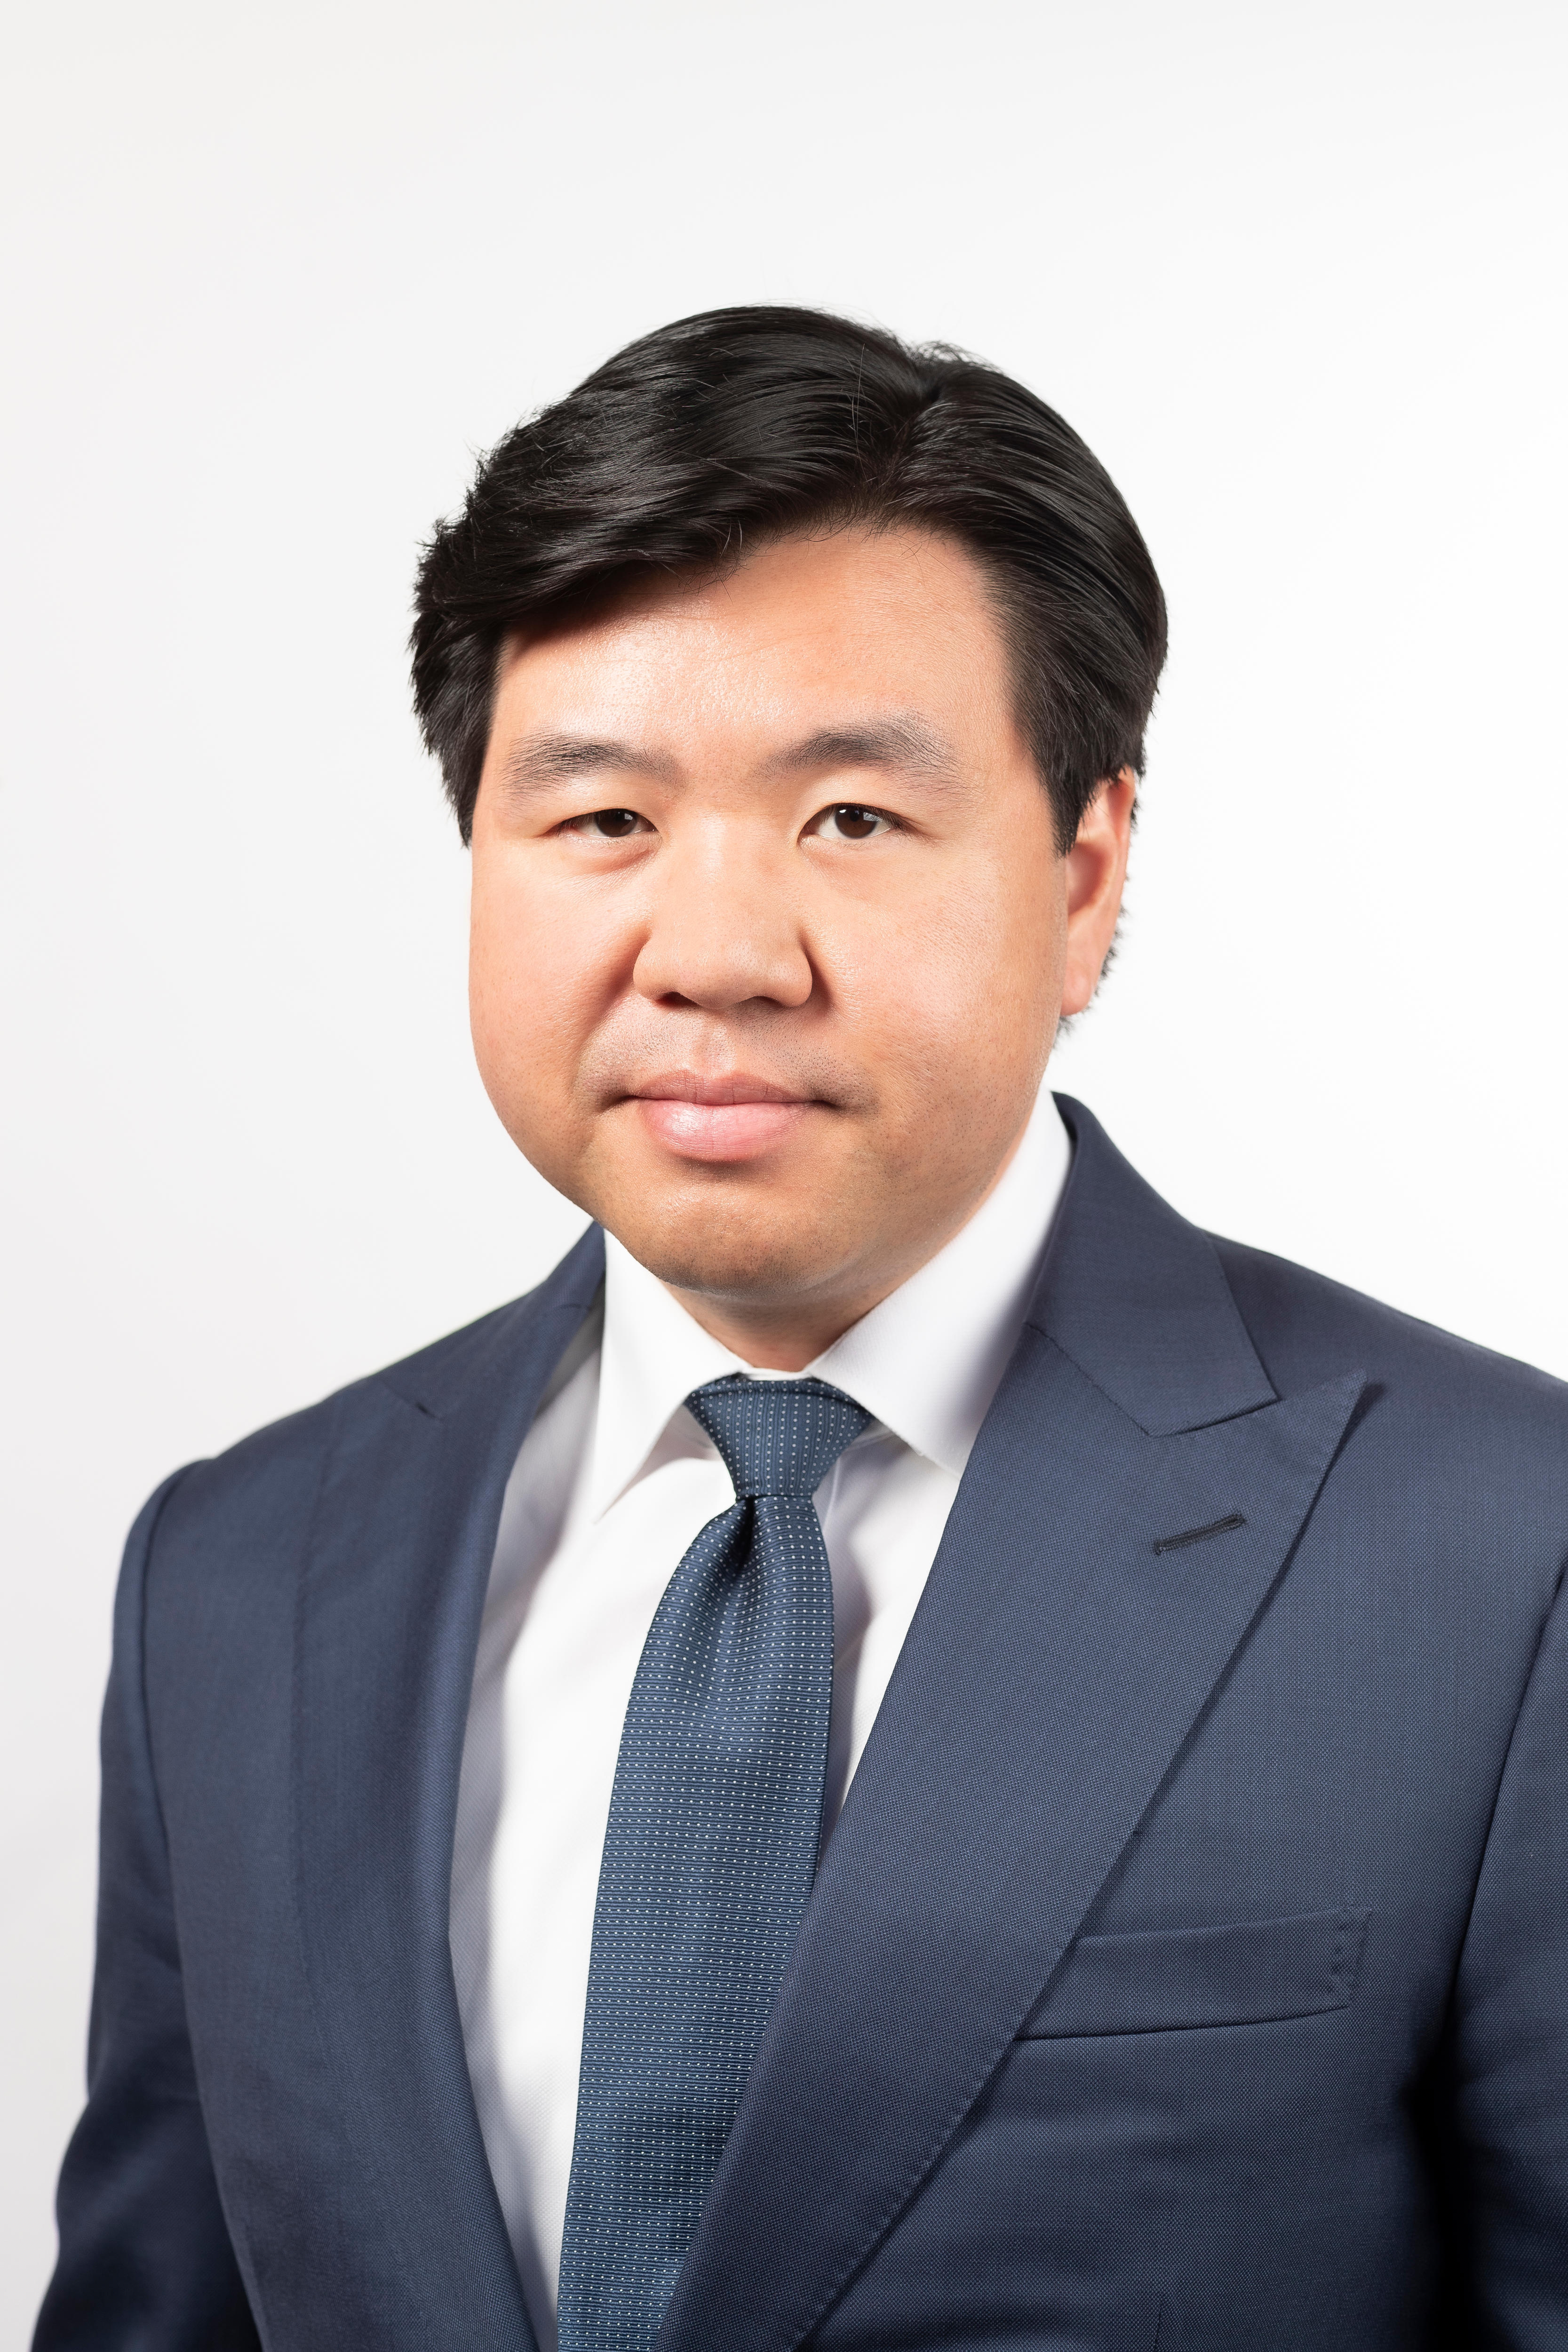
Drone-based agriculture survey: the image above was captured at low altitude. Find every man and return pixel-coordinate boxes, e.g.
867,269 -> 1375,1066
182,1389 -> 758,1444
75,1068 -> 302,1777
37,306 -> 1568,2351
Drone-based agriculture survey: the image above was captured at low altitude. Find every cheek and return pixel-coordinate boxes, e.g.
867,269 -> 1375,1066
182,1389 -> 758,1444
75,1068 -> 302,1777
467,864 -> 612,1117
966,836 -> 1068,1028
830,850 -> 1061,1080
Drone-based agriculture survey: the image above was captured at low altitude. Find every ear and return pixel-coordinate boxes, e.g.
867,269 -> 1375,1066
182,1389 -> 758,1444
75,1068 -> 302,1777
1061,768 -> 1136,1017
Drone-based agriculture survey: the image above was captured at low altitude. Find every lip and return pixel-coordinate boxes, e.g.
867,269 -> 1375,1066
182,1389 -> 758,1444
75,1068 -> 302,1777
627,1071 -> 818,1163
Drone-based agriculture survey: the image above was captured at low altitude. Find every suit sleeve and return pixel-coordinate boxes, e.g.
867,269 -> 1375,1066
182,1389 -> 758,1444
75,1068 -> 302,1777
1449,1556 -> 1568,2347
33,1470 -> 261,2352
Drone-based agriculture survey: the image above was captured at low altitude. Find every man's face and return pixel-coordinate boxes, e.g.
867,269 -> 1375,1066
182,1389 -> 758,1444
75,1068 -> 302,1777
469,525 -> 1129,1351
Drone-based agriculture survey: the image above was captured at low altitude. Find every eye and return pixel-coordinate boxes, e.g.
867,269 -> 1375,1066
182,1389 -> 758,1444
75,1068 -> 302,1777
812,803 -> 895,842
565,808 -> 650,839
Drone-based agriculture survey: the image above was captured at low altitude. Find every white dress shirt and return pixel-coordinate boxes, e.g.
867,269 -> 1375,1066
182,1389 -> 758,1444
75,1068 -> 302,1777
449,1087 -> 1073,2346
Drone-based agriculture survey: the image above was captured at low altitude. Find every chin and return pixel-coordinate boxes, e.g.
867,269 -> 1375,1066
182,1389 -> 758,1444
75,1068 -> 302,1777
607,1193 -> 862,1307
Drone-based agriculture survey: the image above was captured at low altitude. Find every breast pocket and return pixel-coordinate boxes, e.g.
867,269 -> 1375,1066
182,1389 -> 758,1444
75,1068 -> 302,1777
1017,1907 -> 1370,2039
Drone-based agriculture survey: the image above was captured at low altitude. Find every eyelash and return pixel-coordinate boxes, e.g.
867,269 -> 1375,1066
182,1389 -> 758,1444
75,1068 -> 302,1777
564,803 -> 899,842
565,809 -> 650,839
813,803 -> 896,842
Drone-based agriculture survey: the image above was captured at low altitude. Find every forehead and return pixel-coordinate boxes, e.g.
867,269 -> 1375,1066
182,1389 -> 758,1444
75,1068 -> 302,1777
489,525 -> 1013,750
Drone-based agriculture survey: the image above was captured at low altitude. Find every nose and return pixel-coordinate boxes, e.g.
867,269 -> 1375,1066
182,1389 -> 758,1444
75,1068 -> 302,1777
631,824 -> 814,1011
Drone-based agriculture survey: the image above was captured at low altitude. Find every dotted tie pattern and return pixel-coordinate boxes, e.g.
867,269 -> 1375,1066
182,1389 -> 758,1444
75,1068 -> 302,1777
556,1375 -> 872,2352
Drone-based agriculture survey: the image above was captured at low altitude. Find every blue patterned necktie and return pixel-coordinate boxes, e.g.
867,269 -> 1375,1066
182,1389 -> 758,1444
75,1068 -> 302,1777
556,1373 -> 872,2352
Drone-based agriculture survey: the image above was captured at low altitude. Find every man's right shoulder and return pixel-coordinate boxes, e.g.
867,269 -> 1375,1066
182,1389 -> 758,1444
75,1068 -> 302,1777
135,1299 -> 501,1564
147,1227 -> 605,1567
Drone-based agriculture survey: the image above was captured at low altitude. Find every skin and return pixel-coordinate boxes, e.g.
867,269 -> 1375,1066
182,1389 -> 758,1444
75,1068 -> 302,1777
469,525 -> 1134,1370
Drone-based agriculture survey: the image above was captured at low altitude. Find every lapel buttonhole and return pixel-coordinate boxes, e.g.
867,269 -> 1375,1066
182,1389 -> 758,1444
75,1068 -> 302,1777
1151,1512 -> 1247,1556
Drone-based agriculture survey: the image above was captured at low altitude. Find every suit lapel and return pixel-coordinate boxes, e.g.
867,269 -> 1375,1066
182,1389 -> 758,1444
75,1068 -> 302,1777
660,1104 -> 1366,2352
292,1225 -> 605,2349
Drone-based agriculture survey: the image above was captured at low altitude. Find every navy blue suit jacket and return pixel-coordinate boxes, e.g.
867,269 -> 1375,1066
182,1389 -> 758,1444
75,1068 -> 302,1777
37,1100 -> 1568,2350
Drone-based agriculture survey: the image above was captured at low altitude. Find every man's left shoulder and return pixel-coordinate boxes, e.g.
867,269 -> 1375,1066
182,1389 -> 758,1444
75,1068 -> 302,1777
1212,1228 -> 1568,1477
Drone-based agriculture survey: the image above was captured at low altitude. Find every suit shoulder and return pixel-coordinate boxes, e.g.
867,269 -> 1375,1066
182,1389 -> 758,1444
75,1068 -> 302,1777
153,1295 -> 534,1552
1210,1230 -> 1568,1430
146,1222 -> 604,1554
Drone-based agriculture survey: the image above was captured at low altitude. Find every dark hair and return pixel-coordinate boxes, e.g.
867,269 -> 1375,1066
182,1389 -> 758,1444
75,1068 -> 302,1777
412,306 -> 1166,851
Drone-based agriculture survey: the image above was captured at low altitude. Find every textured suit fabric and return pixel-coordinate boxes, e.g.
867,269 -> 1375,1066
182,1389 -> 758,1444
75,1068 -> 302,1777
558,1377 -> 870,2352
35,1098 -> 1568,2352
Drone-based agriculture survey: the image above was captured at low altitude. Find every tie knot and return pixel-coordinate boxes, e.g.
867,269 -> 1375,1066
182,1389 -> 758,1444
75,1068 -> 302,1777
685,1375 -> 871,1500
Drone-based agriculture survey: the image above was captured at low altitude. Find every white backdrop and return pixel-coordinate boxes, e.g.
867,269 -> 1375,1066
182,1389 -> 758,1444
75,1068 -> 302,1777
2,0 -> 1564,2333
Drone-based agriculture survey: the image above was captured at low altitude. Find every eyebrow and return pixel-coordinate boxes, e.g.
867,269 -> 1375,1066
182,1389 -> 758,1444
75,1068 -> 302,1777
498,735 -> 679,793
494,713 -> 963,798
762,716 -> 961,787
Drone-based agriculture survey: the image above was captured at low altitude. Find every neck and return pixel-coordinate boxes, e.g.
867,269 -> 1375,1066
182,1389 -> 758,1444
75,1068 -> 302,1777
660,1281 -> 887,1374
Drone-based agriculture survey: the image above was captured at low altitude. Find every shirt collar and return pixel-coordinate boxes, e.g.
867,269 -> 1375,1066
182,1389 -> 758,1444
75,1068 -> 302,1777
588,1086 -> 1072,1518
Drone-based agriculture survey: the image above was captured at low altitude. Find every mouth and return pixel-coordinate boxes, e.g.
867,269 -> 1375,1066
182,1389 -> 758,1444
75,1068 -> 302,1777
625,1072 -> 820,1164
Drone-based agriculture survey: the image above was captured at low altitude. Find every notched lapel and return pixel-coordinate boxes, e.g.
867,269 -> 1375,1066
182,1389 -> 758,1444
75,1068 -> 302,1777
661,1317 -> 1365,2352
292,1228 -> 604,2350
